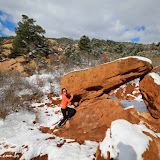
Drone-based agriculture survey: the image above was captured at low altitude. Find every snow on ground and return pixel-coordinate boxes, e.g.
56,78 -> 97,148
99,119 -> 159,160
149,72 -> 160,85
25,71 -> 61,95
31,95 -> 62,129
0,97 -> 98,160
17,88 -> 33,97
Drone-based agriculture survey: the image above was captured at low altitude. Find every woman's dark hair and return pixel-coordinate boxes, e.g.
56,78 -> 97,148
61,88 -> 67,94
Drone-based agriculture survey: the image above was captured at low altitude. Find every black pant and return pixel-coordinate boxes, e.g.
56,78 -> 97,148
58,107 -> 76,126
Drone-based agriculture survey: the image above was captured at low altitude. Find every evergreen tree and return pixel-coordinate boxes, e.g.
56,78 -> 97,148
78,35 -> 91,52
10,15 -> 48,58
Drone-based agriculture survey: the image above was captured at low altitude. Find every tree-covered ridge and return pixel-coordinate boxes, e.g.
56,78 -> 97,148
0,14 -> 160,66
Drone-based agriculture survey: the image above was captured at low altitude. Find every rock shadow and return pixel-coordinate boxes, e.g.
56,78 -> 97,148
117,142 -> 137,160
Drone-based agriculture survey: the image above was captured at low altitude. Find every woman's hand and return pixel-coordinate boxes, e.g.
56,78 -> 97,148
71,93 -> 73,97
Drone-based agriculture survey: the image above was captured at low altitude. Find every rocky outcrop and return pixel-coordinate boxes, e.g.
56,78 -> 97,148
61,57 -> 152,101
56,96 -> 140,142
4,39 -> 14,45
0,56 -> 30,76
140,72 -> 160,119
26,60 -> 39,70
152,65 -> 160,75
108,78 -> 142,100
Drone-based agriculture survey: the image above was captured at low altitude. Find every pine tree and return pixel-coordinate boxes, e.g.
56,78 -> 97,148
10,15 -> 48,58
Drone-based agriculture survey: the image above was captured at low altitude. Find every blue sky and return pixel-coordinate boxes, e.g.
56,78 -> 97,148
0,0 -> 160,44
0,11 -> 16,36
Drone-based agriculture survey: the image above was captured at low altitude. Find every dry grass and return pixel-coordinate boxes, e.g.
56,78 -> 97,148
0,72 -> 42,119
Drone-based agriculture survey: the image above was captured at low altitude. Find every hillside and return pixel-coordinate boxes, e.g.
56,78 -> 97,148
0,37 -> 160,160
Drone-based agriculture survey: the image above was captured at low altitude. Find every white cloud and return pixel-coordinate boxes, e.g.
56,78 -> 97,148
0,14 -> 7,21
0,22 -> 15,36
2,27 -> 15,36
0,22 -> 3,30
0,0 -> 160,43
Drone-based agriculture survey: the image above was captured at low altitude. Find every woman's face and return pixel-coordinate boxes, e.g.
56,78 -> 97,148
62,89 -> 67,94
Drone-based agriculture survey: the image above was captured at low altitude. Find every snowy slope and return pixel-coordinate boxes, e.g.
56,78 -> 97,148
0,96 -> 98,160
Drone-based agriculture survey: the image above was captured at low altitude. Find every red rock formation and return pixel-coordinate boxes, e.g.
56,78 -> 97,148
0,56 -> 30,76
140,73 -> 160,118
152,65 -> 160,75
55,97 -> 140,142
4,39 -> 14,45
61,57 -> 152,102
108,78 -> 141,100
96,120 -> 160,160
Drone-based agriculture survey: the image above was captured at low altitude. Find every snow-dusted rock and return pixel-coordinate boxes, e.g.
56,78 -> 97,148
140,72 -> 160,118
61,57 -> 152,100
96,119 -> 160,160
108,78 -> 143,101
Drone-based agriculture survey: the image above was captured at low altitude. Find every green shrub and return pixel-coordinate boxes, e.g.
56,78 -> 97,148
78,35 -> 91,52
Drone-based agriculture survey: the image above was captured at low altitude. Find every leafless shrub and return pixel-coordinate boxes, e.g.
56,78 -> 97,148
0,72 -> 43,119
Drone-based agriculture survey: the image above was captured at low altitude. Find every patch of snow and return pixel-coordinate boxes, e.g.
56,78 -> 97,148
119,56 -> 152,64
0,109 -> 98,160
17,89 -> 33,96
156,133 -> 160,138
99,119 -> 155,160
0,119 -> 4,125
25,71 -> 61,95
126,94 -> 143,102
58,48 -> 63,51
149,72 -> 160,85
121,100 -> 149,114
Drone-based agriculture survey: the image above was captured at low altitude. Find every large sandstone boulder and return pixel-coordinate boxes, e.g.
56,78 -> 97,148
140,72 -> 160,119
55,96 -> 140,142
61,57 -> 152,100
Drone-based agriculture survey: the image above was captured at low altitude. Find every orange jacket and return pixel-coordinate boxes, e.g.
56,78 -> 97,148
61,93 -> 73,109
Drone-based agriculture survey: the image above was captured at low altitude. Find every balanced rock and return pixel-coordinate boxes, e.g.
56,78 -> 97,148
61,57 -> 152,100
140,72 -> 160,118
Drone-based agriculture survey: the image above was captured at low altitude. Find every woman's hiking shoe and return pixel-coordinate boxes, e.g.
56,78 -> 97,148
57,124 -> 63,128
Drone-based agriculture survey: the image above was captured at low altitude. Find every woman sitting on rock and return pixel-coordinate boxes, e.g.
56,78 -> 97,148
57,88 -> 74,128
